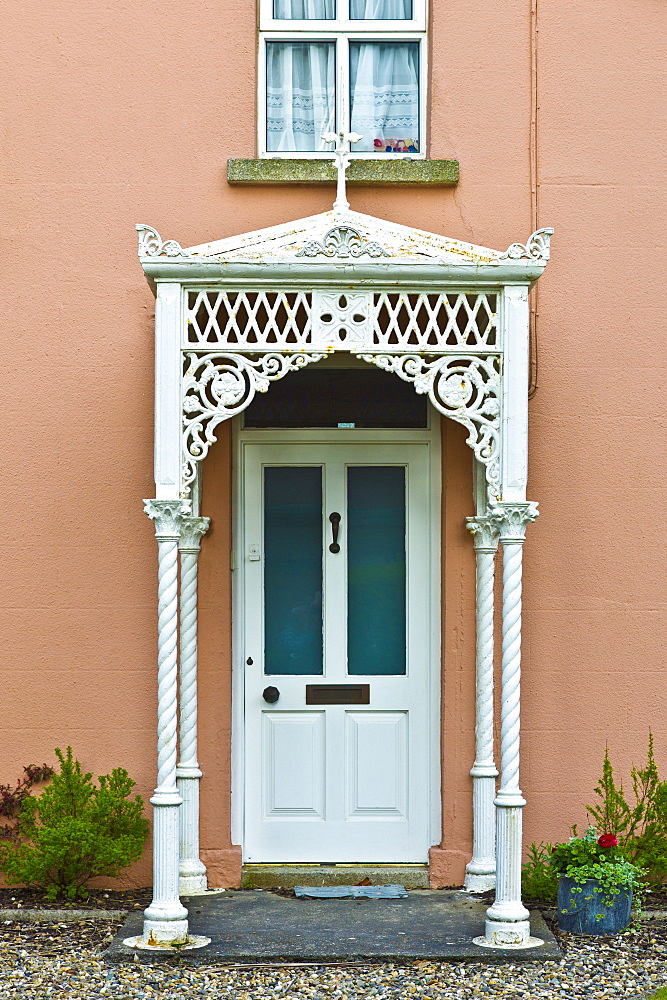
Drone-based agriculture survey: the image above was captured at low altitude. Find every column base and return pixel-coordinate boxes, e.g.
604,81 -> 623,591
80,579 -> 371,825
474,917 -> 543,949
179,872 -> 209,895
124,929 -> 211,952
464,869 -> 496,892
138,917 -> 190,947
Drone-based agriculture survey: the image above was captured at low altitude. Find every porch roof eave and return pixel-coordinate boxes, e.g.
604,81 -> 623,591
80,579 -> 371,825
137,257 -> 547,287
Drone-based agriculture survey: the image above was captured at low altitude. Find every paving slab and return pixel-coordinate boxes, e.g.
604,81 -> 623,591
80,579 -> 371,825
106,889 -> 560,964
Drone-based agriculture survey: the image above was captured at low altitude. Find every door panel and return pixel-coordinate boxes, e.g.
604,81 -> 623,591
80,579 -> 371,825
243,442 -> 432,862
262,712 -> 326,818
345,711 -> 408,818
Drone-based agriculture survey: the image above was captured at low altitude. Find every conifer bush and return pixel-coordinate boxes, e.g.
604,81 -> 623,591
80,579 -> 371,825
586,734 -> 667,887
521,734 -> 667,902
0,747 -> 150,901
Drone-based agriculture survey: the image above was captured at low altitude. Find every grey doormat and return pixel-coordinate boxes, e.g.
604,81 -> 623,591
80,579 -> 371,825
295,884 -> 408,899
106,889 -> 560,964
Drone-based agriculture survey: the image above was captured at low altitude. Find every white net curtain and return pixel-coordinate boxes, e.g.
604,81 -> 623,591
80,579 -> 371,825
267,0 -> 419,153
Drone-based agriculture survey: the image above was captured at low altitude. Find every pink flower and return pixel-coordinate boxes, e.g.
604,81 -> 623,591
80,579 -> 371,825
598,833 -> 618,848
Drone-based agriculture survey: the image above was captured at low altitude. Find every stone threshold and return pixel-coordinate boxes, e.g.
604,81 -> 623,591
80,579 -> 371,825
242,863 -> 430,889
227,158 -> 459,186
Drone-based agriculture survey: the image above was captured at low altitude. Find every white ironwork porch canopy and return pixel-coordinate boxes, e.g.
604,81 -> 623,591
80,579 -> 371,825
136,208 -> 552,505
134,206 -> 552,954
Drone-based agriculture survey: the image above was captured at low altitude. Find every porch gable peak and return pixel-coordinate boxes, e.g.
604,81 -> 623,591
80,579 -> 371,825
136,214 -> 553,280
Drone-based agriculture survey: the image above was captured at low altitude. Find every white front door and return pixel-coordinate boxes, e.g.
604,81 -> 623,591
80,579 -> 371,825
241,440 -> 434,862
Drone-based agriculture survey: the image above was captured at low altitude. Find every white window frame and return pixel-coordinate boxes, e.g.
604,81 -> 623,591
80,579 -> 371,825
258,0 -> 427,159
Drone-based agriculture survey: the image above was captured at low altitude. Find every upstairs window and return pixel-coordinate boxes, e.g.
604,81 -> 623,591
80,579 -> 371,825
259,0 -> 426,156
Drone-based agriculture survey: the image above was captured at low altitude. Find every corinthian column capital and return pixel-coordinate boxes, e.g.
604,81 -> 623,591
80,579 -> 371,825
489,502 -> 539,542
466,516 -> 500,552
179,516 -> 211,553
143,499 -> 189,539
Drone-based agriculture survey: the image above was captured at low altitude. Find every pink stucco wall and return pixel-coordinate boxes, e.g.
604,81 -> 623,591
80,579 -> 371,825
2,0 -> 666,888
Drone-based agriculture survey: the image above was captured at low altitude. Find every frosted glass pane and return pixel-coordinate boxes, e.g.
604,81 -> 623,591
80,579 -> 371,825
264,467 -> 323,675
347,467 -> 406,675
350,0 -> 412,18
266,42 -> 336,151
349,42 -> 420,153
274,0 -> 335,16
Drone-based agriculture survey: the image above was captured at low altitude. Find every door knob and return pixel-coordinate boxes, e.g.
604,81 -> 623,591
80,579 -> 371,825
263,686 -> 280,704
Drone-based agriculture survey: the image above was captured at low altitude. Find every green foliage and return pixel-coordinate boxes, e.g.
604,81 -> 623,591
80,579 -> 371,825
0,747 -> 150,901
550,824 -> 625,875
521,841 -> 558,903
550,825 -> 645,917
586,734 -> 667,886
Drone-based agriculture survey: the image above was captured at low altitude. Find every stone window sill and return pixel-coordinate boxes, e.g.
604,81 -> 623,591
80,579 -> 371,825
226,158 -> 459,187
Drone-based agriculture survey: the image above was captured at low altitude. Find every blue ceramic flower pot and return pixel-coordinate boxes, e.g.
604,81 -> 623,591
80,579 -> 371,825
557,876 -> 632,935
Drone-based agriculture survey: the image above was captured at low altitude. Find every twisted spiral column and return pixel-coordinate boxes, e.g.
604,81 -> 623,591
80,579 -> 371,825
177,516 -> 210,895
141,500 -> 189,946
480,502 -> 541,950
464,517 -> 499,892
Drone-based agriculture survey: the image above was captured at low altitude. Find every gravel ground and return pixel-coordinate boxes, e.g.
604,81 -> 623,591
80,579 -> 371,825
1,917 -> 666,998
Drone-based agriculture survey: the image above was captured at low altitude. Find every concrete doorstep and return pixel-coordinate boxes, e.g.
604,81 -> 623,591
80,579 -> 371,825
106,890 -> 561,965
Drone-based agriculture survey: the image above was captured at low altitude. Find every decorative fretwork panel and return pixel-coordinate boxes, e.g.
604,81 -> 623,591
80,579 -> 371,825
181,351 -> 326,492
186,291 -> 312,348
359,353 -> 501,500
372,293 -> 498,350
185,289 -> 498,352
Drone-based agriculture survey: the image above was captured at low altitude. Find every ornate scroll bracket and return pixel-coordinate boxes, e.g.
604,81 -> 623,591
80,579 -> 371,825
358,353 -> 502,501
181,351 -> 327,494
136,224 -> 190,259
144,499 -> 190,538
500,228 -> 554,262
297,225 -> 390,259
489,502 -> 539,540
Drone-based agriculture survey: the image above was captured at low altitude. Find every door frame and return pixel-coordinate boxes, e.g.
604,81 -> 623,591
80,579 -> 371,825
230,416 -> 442,859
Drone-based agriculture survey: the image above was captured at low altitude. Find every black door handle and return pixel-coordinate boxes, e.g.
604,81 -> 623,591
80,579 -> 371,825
263,686 -> 280,704
329,512 -> 341,553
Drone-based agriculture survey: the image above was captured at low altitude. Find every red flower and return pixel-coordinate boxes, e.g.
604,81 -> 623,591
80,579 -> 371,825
598,833 -> 618,848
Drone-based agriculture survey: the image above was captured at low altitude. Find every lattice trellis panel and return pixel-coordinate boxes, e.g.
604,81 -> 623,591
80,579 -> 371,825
185,289 -> 499,352
372,293 -> 498,350
186,291 -> 312,348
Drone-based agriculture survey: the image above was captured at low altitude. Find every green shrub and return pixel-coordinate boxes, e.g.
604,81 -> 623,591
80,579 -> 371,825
586,734 -> 667,886
0,747 -> 150,901
522,841 -> 558,902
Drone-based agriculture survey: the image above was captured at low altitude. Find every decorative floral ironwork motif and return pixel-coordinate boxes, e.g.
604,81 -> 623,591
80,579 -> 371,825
181,352 -> 326,492
501,228 -> 554,262
296,226 -> 390,259
136,224 -> 189,259
311,291 -> 372,346
358,353 -> 501,500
